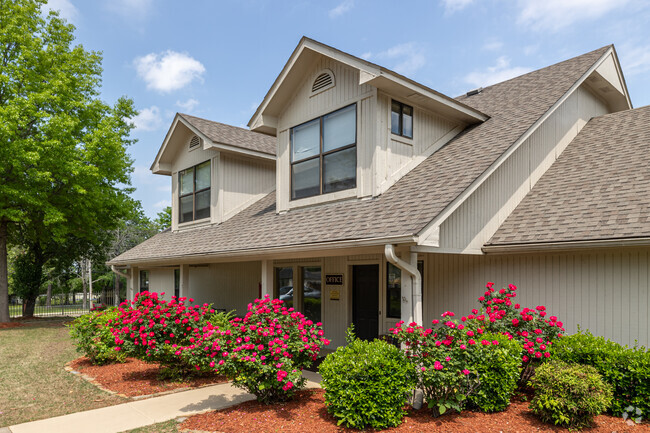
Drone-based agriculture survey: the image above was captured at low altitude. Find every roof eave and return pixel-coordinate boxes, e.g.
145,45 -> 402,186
482,237 -> 650,254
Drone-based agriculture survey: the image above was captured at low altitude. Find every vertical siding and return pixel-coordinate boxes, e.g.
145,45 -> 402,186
322,256 -> 350,348
440,85 -> 609,251
220,154 -> 275,221
423,249 -> 650,347
148,268 -> 175,301
374,91 -> 460,195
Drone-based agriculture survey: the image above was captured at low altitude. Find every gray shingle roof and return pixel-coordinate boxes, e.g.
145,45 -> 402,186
179,113 -> 276,156
488,105 -> 650,246
109,46 -> 610,265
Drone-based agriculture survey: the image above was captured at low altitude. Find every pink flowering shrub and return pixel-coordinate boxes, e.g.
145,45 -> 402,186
110,291 -> 220,377
191,296 -> 330,403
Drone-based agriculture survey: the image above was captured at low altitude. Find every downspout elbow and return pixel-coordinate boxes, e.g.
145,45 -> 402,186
111,265 -> 128,279
384,244 -> 422,325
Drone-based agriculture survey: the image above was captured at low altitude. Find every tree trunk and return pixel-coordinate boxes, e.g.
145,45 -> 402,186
46,282 -> 52,307
21,244 -> 44,319
0,221 -> 10,323
23,296 -> 36,317
81,260 -> 88,310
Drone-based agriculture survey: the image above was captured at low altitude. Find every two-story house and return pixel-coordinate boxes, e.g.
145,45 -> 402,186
109,37 -> 649,348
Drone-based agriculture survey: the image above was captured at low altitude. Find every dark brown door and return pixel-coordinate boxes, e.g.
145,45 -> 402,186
352,264 -> 379,341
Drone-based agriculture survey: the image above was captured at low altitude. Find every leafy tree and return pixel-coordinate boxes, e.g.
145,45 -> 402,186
0,0 -> 137,321
154,206 -> 172,231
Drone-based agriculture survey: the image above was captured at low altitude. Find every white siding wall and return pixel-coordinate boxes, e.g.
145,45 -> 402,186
439,85 -> 609,252
423,249 -> 650,347
375,92 -> 461,195
219,154 -> 275,222
187,261 -> 261,315
148,268 -> 175,301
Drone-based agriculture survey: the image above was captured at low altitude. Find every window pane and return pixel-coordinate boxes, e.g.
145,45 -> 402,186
276,267 -> 294,310
140,270 -> 149,293
194,189 -> 210,220
402,105 -> 413,138
292,158 -> 320,199
291,118 -> 320,162
180,169 -> 194,195
323,147 -> 356,193
323,104 -> 356,152
195,161 -> 210,190
391,101 -> 401,135
180,195 -> 193,223
174,269 -> 180,298
387,263 -> 401,318
302,267 -> 321,323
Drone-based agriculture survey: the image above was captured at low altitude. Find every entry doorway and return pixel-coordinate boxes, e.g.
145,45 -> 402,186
352,264 -> 379,341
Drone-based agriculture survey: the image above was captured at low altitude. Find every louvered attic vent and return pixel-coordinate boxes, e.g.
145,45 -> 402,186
310,69 -> 335,95
189,135 -> 201,149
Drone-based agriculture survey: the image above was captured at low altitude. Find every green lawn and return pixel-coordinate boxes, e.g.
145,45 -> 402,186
0,318 -> 126,427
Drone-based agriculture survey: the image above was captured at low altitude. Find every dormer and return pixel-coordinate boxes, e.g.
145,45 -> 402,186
248,37 -> 488,213
151,113 -> 276,232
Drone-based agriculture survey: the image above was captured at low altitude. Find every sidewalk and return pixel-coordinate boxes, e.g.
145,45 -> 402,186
6,371 -> 322,433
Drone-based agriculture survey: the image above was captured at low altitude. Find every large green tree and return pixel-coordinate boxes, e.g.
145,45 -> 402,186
0,0 -> 137,321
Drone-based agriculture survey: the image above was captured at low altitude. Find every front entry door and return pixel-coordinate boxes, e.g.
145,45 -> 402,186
352,264 -> 379,341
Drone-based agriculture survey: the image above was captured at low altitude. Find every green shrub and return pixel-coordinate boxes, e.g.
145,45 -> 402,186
467,332 -> 521,412
68,308 -> 126,365
551,331 -> 650,416
319,328 -> 415,429
529,360 -> 612,429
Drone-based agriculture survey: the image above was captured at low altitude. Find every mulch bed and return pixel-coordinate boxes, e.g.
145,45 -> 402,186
180,389 -> 649,433
68,357 -> 228,397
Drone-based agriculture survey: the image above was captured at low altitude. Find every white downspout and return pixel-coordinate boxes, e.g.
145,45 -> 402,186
385,244 -> 422,326
111,265 -> 128,279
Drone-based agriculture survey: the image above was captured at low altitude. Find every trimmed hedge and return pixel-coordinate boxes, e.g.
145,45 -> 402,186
551,331 -> 650,416
467,332 -> 522,412
319,330 -> 415,429
529,360 -> 612,429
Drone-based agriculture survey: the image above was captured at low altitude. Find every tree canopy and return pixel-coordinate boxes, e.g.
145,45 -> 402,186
0,0 -> 137,321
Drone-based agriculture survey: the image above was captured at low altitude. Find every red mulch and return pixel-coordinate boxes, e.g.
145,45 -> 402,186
69,357 -> 228,397
0,321 -> 26,329
180,389 -> 649,433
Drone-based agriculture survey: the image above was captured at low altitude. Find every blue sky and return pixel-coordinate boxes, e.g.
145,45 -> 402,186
45,0 -> 650,218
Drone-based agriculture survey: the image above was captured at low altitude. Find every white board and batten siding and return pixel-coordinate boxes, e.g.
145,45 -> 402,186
439,84 -> 610,252
423,249 -> 650,348
218,154 -> 274,222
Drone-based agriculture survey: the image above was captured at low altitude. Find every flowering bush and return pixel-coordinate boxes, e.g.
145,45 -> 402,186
191,296 -> 329,403
110,291 -> 220,377
319,327 -> 415,429
68,308 -> 126,365
90,303 -> 108,312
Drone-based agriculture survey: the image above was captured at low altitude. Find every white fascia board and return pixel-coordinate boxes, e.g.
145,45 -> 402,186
610,46 -> 633,110
416,47 -> 615,244
150,114 -> 182,172
482,237 -> 650,254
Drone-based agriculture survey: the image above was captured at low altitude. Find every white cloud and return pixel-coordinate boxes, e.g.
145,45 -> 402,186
464,56 -> 532,88
483,40 -> 503,51
329,0 -> 354,18
153,199 -> 171,209
441,0 -> 474,13
369,42 -> 427,76
360,51 -> 372,61
134,51 -> 206,93
517,0 -> 629,32
619,44 -> 650,76
106,0 -> 153,19
131,106 -> 163,131
176,98 -> 199,112
45,0 -> 79,24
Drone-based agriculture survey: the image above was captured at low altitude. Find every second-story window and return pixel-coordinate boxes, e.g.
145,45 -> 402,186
391,100 -> 413,139
291,104 -> 357,200
179,160 -> 210,223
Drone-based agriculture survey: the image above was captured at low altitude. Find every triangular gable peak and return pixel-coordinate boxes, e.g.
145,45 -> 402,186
151,113 -> 275,175
248,36 -> 489,135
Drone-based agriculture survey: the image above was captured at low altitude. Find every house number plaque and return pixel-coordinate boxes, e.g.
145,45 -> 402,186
325,274 -> 343,285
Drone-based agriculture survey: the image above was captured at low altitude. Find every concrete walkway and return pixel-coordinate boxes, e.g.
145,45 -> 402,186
6,371 -> 322,433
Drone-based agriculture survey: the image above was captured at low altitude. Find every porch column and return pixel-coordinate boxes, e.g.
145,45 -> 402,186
179,264 -> 190,299
128,266 -> 139,300
261,260 -> 273,298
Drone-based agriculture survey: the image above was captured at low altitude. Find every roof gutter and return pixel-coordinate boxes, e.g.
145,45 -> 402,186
483,237 -> 650,254
385,244 -> 422,326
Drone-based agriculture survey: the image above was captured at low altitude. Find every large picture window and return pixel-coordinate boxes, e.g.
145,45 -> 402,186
291,104 -> 357,200
139,270 -> 149,294
386,260 -> 423,319
179,160 -> 210,223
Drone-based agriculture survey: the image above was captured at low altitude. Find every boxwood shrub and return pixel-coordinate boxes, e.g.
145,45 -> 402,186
319,329 -> 415,430
68,308 -> 126,365
529,360 -> 612,429
467,332 -> 522,412
551,331 -> 650,416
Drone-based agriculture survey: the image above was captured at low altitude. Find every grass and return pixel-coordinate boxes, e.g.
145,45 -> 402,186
0,318 -> 126,427
120,419 -> 180,433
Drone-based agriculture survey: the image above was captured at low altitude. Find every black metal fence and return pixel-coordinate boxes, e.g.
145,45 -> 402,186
9,289 -> 122,318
